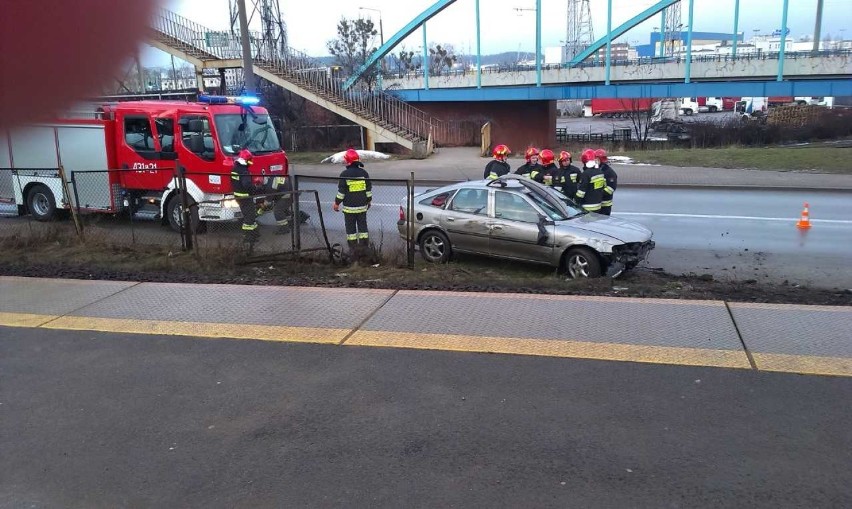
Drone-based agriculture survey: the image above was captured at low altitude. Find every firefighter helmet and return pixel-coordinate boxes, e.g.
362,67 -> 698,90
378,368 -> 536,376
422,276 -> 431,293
581,148 -> 597,167
558,150 -> 572,164
594,148 -> 608,163
539,149 -> 555,165
343,148 -> 360,165
492,144 -> 511,160
524,147 -> 540,161
236,148 -> 253,166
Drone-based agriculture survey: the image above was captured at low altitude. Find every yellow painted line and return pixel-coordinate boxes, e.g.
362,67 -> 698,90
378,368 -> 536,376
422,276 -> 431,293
0,312 -> 60,328
42,316 -> 347,344
753,353 -> 852,378
346,330 -> 752,370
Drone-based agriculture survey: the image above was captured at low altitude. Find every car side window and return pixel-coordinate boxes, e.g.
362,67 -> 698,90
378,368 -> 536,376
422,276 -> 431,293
155,118 -> 175,152
495,191 -> 540,223
448,189 -> 488,215
420,191 -> 454,209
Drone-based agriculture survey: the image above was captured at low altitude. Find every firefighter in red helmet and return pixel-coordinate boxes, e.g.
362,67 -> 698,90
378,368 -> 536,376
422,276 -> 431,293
596,148 -> 617,215
574,149 -> 606,213
514,147 -> 542,177
530,149 -> 559,187
333,148 -> 372,259
230,148 -> 263,241
555,150 -> 582,199
484,144 -> 512,180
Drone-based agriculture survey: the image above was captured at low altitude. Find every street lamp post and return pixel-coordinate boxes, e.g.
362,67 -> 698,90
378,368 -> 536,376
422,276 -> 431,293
359,7 -> 385,77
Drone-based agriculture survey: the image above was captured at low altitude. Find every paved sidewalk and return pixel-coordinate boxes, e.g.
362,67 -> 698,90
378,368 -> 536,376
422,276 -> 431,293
1,276 -> 849,377
293,147 -> 852,190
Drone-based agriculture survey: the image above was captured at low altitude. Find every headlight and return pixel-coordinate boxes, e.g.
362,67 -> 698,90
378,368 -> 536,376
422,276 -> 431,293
222,198 -> 240,209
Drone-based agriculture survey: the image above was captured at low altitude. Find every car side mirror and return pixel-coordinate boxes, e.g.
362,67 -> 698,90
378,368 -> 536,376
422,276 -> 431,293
538,215 -> 554,226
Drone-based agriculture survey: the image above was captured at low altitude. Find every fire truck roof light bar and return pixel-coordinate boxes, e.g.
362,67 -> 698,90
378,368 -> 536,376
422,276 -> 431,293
198,94 -> 261,106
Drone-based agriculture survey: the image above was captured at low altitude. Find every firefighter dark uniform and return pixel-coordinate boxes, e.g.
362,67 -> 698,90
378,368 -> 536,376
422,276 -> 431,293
483,159 -> 511,180
600,163 -> 618,216
484,144 -> 512,180
267,174 -> 309,233
575,149 -> 606,212
515,161 -> 542,177
230,149 -> 261,240
531,163 -> 559,187
557,164 -> 582,198
334,150 -> 372,253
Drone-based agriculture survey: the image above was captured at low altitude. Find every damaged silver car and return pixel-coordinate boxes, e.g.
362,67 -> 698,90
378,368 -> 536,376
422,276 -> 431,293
397,176 -> 655,278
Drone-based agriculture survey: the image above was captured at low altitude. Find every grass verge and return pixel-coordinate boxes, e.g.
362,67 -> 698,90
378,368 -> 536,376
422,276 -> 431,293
0,240 -> 849,306
626,146 -> 852,173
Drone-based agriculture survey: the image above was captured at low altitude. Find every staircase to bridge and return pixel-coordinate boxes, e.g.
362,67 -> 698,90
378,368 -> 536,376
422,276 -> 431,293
148,9 -> 441,156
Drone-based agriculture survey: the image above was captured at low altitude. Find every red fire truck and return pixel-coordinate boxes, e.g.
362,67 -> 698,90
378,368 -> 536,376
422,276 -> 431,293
0,95 -> 288,231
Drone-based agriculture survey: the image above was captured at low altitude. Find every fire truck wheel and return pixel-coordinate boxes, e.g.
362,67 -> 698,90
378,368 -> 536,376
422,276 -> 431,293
27,184 -> 57,222
166,195 -> 201,234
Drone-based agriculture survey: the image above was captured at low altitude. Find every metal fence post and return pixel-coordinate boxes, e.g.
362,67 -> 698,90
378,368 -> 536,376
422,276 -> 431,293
292,175 -> 301,254
69,172 -> 84,241
407,171 -> 415,269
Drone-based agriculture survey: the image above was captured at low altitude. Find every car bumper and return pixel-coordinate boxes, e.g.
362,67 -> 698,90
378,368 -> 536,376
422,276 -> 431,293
610,240 -> 655,268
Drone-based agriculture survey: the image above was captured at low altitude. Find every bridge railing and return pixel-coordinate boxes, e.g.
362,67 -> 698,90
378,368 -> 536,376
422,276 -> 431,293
381,48 -> 852,81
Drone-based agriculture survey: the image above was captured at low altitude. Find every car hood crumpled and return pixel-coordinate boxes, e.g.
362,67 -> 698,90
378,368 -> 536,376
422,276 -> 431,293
556,213 -> 653,243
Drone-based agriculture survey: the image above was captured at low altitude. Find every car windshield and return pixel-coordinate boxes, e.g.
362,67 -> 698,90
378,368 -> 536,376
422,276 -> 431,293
214,113 -> 281,155
539,186 -> 587,218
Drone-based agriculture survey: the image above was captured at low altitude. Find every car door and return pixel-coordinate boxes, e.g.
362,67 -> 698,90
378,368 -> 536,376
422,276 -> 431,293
442,187 -> 490,254
116,110 -> 163,190
489,190 -> 553,263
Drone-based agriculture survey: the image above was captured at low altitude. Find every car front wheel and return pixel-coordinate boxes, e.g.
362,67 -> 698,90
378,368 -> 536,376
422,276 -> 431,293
564,247 -> 602,279
419,230 -> 451,263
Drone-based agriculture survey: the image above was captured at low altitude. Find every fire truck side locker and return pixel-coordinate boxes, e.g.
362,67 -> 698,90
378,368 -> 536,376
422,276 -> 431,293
4,123 -> 115,220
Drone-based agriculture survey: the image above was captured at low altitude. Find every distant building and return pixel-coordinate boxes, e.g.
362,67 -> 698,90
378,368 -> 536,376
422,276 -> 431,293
636,31 -> 743,57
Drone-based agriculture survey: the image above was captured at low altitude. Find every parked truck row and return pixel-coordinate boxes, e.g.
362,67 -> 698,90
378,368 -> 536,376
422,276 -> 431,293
586,96 -> 837,118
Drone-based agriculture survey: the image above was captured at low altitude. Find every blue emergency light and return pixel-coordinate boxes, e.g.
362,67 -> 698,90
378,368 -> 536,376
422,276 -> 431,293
198,94 -> 260,106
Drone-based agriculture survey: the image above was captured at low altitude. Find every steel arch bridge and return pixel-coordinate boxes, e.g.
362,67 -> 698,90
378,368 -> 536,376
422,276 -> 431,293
344,0 -> 852,101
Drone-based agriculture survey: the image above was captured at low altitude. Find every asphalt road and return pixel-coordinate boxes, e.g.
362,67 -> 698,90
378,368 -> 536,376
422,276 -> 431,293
1,326 -> 850,508
3,183 -> 851,287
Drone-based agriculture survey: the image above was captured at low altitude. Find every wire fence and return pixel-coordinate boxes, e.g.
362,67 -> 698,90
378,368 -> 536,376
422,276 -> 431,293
293,175 -> 416,268
0,166 -> 417,268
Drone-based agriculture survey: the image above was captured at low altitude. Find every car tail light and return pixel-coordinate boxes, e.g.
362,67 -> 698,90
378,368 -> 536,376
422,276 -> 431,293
399,206 -> 405,221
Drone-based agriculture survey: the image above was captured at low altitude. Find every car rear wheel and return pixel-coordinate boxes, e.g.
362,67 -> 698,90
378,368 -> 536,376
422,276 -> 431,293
564,247 -> 602,279
419,230 -> 451,263
709,106 -> 718,113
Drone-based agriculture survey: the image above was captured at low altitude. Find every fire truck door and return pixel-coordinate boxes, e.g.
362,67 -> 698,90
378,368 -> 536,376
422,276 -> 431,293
116,111 -> 167,190
177,114 -> 224,193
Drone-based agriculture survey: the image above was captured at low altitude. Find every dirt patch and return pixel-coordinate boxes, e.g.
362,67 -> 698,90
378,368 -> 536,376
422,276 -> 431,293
0,242 -> 849,306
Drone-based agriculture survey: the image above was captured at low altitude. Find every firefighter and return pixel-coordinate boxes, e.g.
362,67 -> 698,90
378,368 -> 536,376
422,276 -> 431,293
556,150 -> 582,198
230,149 -> 263,241
268,174 -> 310,234
333,149 -> 372,258
596,148 -> 618,216
575,148 -> 606,213
530,149 -> 559,187
483,144 -> 511,180
514,147 -> 541,177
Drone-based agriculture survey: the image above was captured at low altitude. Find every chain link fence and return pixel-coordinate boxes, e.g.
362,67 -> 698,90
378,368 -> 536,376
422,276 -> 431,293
294,175 -> 416,267
0,165 -> 418,268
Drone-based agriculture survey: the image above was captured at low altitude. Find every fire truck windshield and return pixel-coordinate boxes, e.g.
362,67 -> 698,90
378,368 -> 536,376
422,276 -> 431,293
214,114 -> 281,155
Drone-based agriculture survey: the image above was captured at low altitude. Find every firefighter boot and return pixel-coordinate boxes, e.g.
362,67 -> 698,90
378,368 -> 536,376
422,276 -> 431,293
347,239 -> 359,263
275,218 -> 291,235
243,229 -> 260,244
357,238 -> 371,264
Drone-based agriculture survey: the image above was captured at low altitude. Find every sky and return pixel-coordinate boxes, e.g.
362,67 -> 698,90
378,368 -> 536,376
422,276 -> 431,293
143,0 -> 852,66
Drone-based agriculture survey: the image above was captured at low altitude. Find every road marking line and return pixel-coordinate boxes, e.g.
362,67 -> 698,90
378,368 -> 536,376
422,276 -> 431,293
615,212 -> 852,224
752,352 -> 852,378
0,312 -> 60,328
346,330 -> 753,370
42,316 -> 347,344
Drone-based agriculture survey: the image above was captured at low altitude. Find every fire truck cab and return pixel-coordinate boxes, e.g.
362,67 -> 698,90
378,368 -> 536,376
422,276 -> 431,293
1,95 -> 288,231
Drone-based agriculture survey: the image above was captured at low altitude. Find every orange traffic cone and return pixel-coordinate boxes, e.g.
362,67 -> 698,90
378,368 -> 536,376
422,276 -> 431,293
796,202 -> 812,229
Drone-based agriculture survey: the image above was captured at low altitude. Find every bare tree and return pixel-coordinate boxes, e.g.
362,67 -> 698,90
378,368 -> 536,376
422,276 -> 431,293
327,17 -> 379,88
428,44 -> 458,76
395,45 -> 418,77
620,99 -> 654,147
